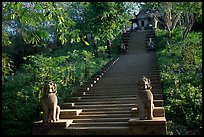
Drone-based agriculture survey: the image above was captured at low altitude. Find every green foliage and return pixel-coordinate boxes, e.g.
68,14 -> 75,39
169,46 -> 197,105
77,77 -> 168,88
141,2 -> 202,40
167,121 -> 202,135
156,29 -> 202,134
2,66 -> 39,135
2,45 -> 111,135
79,2 -> 129,43
2,2 -> 80,48
2,53 -> 14,82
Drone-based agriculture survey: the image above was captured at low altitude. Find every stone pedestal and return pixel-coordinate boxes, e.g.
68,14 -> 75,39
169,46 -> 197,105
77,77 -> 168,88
128,117 -> 167,135
32,119 -> 73,135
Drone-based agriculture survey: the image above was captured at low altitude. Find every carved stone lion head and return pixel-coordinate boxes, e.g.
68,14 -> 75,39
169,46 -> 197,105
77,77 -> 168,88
137,76 -> 152,90
43,81 -> 57,94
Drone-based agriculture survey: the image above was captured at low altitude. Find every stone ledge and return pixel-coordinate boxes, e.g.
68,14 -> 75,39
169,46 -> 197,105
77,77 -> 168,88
60,109 -> 82,119
131,107 -> 165,117
128,117 -> 166,126
32,120 -> 73,135
33,119 -> 73,127
66,97 -> 82,102
59,103 -> 75,109
128,117 -> 167,135
60,109 -> 82,115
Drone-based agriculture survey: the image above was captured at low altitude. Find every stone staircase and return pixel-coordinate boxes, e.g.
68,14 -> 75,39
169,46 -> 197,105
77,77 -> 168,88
121,31 -> 130,47
145,29 -> 156,51
32,30 -> 167,135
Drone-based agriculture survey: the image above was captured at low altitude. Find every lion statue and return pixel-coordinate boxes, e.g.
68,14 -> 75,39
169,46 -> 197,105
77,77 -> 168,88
137,76 -> 154,120
41,80 -> 60,122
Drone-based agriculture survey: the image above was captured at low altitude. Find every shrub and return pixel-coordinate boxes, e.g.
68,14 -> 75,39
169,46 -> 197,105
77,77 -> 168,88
156,29 -> 202,134
2,46 -> 112,134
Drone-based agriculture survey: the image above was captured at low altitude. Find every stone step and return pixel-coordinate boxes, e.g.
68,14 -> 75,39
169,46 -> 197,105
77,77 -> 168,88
102,67 -> 159,71
73,103 -> 136,109
94,81 -> 161,85
73,117 -> 130,123
33,119 -> 73,128
79,88 -> 163,94
79,107 -> 164,117
129,42 -> 145,44
74,94 -> 163,100
64,127 -> 129,135
71,100 -> 163,108
96,80 -> 161,84
89,84 -> 160,89
81,91 -> 162,96
82,107 -> 132,112
73,99 -> 163,106
66,95 -> 135,101
74,91 -> 162,96
99,74 -> 161,78
152,100 -> 163,107
80,96 -> 137,101
80,77 -> 160,85
85,84 -> 161,89
75,100 -> 136,105
60,109 -> 82,116
96,78 -> 160,83
69,121 -> 128,127
59,109 -> 82,119
65,94 -> 163,103
80,110 -> 130,115
32,119 -> 74,135
94,76 -> 161,81
97,78 -> 161,82
103,69 -> 159,72
130,36 -> 146,39
131,107 -> 165,117
79,85 -> 161,90
75,113 -> 133,119
67,94 -> 161,101
90,85 -> 162,90
153,107 -> 165,117
59,103 -> 75,109
88,85 -> 162,89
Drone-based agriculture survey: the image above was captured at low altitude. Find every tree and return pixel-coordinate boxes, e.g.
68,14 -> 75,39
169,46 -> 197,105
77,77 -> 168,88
85,2 -> 130,57
68,2 -> 130,57
2,2 -> 80,49
140,2 -> 182,41
140,2 -> 202,41
68,2 -> 90,46
2,2 -> 81,73
178,2 -> 202,39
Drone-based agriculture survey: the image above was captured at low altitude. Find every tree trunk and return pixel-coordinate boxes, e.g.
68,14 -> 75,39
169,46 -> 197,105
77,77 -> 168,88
182,13 -> 196,39
93,39 -> 98,57
53,27 -> 62,51
106,39 -> 111,58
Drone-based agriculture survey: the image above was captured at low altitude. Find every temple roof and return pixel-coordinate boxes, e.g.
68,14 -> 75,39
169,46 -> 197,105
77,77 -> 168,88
129,9 -> 153,23
136,9 -> 149,19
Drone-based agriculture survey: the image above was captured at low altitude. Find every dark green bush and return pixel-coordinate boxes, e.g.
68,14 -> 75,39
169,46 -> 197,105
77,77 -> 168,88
2,44 -> 112,135
156,29 -> 202,134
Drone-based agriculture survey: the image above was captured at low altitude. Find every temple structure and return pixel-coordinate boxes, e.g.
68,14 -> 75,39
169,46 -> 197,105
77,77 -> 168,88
129,9 -> 156,31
